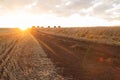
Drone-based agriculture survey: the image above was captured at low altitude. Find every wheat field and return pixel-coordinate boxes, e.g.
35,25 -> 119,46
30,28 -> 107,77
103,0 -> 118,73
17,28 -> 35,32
38,27 -> 120,45
0,28 -> 65,80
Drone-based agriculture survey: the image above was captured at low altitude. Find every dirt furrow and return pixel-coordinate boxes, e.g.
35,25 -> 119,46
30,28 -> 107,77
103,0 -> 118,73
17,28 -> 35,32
31,29 -> 120,80
0,32 -> 65,80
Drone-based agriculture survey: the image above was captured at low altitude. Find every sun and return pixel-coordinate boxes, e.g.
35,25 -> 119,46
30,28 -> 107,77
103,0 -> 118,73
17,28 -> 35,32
18,26 -> 28,31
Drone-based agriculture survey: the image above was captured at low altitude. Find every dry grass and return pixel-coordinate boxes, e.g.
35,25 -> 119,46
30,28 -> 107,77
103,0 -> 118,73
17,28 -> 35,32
0,29 -> 23,80
0,29 -> 65,80
38,27 -> 120,45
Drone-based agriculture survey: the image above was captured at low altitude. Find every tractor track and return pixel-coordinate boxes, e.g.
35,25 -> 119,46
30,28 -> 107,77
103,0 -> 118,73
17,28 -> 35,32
0,34 -> 21,79
31,29 -> 120,80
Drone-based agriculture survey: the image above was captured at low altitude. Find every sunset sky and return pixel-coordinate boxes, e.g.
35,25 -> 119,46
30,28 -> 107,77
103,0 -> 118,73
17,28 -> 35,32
0,0 -> 120,28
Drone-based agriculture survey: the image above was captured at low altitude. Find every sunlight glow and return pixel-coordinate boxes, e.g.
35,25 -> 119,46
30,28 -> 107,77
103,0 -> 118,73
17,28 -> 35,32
0,11 -> 119,28
18,26 -> 28,31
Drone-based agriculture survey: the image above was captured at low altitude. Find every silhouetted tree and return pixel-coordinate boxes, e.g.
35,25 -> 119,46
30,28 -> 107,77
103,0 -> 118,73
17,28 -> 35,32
48,26 -> 50,28
54,26 -> 56,28
41,26 -> 44,28
32,26 -> 35,28
58,26 -> 61,28
37,26 -> 40,28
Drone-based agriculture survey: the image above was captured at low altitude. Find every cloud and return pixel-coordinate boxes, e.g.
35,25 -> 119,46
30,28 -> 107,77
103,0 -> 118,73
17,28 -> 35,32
92,0 -> 120,19
0,0 -> 120,22
50,0 -> 93,16
0,0 -> 36,15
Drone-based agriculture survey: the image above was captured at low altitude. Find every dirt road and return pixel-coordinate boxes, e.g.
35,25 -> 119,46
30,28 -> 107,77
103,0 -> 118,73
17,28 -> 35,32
31,29 -> 120,80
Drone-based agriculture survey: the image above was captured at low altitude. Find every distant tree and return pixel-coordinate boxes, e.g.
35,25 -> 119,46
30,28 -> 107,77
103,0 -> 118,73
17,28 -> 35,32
41,26 -> 44,28
48,26 -> 50,28
37,26 -> 40,28
54,26 -> 56,28
32,26 -> 35,28
58,26 -> 61,28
